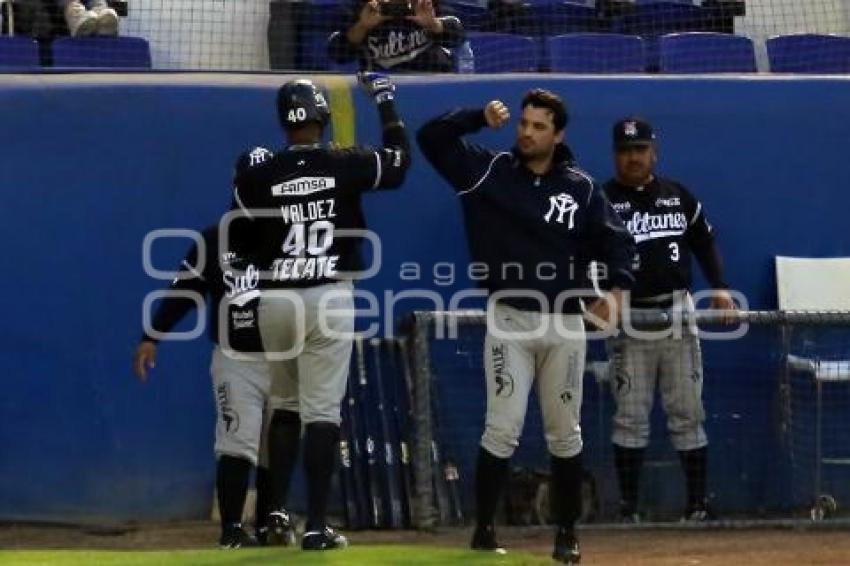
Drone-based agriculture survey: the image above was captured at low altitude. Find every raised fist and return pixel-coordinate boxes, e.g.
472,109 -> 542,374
484,100 -> 510,129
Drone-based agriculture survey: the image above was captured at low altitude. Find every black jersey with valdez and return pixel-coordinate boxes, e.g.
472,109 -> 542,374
328,0 -> 463,72
603,176 -> 727,301
417,108 -> 635,314
233,125 -> 409,289
142,225 -> 264,353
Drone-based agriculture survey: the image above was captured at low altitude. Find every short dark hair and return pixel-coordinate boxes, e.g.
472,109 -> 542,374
521,89 -> 569,132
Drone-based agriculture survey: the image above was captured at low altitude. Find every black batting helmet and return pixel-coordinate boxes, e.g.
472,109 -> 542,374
277,79 -> 330,129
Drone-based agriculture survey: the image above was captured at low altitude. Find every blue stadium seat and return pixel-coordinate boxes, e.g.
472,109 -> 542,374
612,1 -> 704,33
295,0 -> 350,70
0,36 -> 40,68
546,33 -> 645,73
611,1 -> 705,71
766,33 -> 850,73
297,0 -> 348,33
52,37 -> 151,68
659,32 -> 756,73
443,1 -> 489,32
463,32 -> 538,72
301,30 -> 356,72
522,0 -> 598,37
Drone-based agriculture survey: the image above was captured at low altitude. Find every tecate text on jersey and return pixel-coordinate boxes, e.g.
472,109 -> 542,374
271,255 -> 340,281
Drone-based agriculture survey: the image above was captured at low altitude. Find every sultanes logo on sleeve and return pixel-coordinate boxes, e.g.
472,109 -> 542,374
222,257 -> 261,307
271,177 -> 336,196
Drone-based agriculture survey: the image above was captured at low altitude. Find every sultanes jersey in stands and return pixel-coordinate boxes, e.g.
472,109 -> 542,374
366,24 -> 435,68
603,176 -> 727,300
233,143 -> 404,288
328,6 -> 464,72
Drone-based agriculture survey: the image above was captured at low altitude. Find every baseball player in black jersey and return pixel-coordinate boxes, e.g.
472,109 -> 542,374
418,90 -> 635,564
133,152 -> 302,549
232,74 -> 410,551
602,118 -> 736,522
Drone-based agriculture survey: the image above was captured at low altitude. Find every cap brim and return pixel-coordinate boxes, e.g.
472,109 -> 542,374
615,140 -> 653,149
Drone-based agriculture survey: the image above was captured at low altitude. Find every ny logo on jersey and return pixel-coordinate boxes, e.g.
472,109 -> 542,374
544,193 -> 578,228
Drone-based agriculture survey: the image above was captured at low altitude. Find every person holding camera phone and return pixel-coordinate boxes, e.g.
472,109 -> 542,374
328,0 -> 464,72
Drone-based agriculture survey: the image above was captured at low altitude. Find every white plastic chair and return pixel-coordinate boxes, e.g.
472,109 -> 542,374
776,256 -> 850,520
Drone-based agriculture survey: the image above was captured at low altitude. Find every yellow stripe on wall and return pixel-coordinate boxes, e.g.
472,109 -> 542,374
320,76 -> 355,148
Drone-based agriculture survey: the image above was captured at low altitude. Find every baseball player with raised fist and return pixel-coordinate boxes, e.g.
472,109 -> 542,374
602,117 -> 736,522
231,72 -> 410,551
418,90 -> 635,564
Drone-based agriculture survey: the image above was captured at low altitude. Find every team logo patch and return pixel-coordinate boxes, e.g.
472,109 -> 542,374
271,176 -> 336,196
615,370 -> 631,394
544,193 -> 579,228
691,370 -> 701,382
216,383 -> 240,433
231,309 -> 257,329
655,197 -> 681,208
223,264 -> 260,305
623,121 -> 638,137
248,147 -> 272,166
340,441 -> 352,468
491,344 -> 515,398
611,347 -> 631,394
626,211 -> 688,242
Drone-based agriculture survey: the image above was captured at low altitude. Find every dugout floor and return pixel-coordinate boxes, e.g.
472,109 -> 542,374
2,522 -> 850,565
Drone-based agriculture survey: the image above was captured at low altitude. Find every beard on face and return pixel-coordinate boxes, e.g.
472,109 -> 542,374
620,162 -> 651,185
518,137 -> 552,161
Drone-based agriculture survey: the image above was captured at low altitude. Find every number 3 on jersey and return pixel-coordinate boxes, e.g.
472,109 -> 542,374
669,242 -> 680,262
282,221 -> 334,256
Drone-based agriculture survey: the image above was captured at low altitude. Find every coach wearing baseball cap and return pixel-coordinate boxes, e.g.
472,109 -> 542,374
602,117 -> 736,524
614,117 -> 656,149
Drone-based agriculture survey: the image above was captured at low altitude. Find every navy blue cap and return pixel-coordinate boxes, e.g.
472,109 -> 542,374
613,118 -> 656,149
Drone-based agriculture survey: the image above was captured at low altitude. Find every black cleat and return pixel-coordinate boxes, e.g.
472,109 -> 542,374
266,508 -> 297,546
219,523 -> 260,549
552,527 -> 581,564
681,500 -> 717,523
302,526 -> 348,551
470,524 -> 507,555
619,501 -> 641,524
